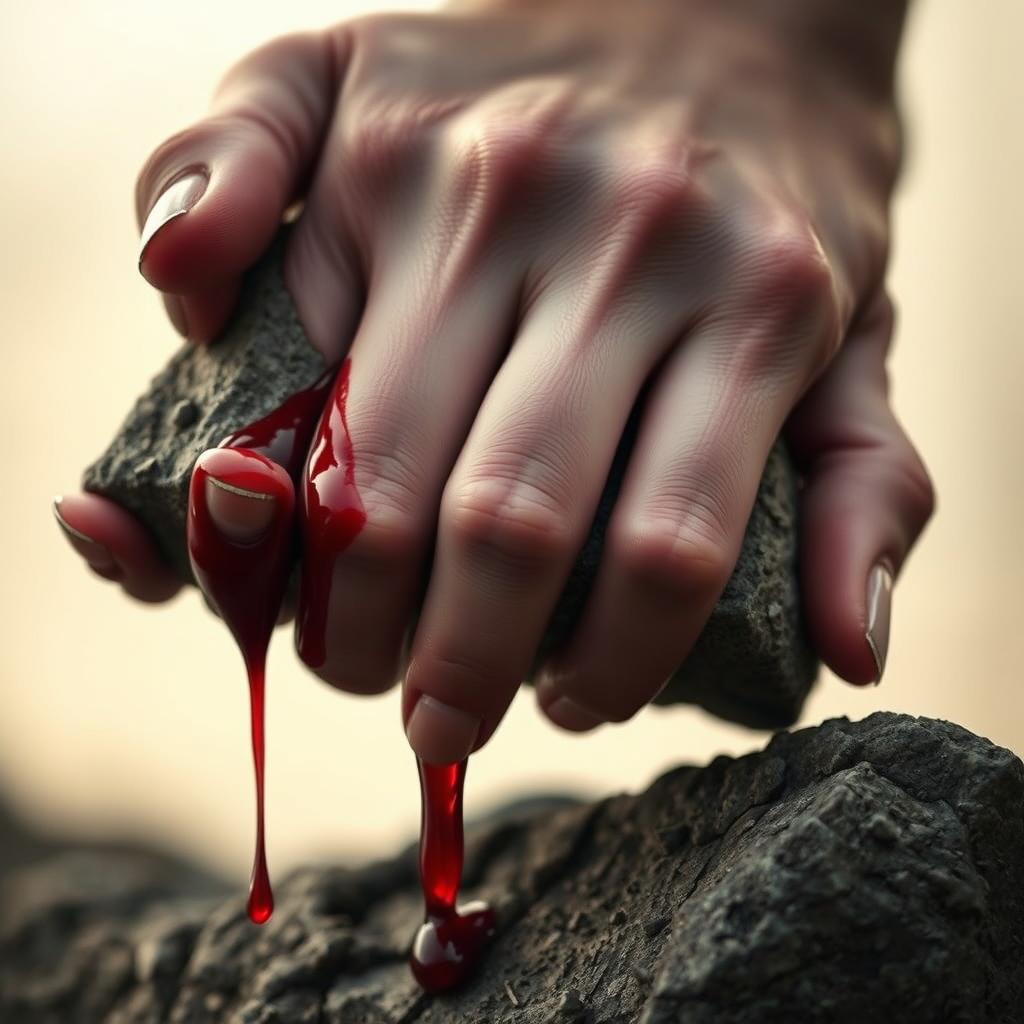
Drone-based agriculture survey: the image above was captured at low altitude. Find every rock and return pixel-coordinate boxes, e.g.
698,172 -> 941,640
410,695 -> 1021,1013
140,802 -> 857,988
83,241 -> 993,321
83,230 -> 818,728
1,713 -> 1020,1023
82,232 -> 327,584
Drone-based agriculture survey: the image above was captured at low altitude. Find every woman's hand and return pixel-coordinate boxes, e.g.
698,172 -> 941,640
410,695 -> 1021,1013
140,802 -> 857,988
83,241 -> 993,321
56,0 -> 934,762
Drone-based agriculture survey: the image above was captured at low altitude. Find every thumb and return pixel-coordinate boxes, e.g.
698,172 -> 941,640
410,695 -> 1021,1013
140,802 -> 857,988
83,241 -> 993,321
136,29 -> 348,338
786,294 -> 936,685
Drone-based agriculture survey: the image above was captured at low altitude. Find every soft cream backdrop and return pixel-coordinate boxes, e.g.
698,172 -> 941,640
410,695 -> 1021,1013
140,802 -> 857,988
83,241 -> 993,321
0,1 -> 1021,876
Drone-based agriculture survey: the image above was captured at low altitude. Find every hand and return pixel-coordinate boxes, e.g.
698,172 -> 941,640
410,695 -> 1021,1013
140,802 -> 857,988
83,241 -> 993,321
57,0 -> 934,762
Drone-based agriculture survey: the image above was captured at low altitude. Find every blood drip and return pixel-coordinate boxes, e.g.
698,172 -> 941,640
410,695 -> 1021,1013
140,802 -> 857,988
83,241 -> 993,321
185,369 -> 341,925
185,359 -> 492,991
410,758 -> 496,992
296,358 -> 366,668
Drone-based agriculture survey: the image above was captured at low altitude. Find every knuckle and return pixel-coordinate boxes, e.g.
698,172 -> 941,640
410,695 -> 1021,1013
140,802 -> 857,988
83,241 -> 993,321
744,213 -> 832,291
610,511 -> 734,600
347,502 -> 424,570
614,156 -> 702,211
603,153 -> 708,231
342,100 -> 440,183
348,485 -> 425,571
444,475 -> 575,566
444,112 -> 544,197
342,112 -> 413,179
738,216 -> 842,367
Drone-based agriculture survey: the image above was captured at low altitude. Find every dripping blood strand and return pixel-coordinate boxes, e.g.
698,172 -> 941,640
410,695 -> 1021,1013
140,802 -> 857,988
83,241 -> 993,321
296,358 -> 366,668
410,758 -> 496,992
186,370 -> 336,925
186,357 -> 493,994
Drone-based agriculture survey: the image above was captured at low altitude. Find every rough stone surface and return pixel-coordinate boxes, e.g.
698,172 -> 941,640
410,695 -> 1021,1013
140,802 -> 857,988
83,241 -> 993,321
84,228 -> 817,728
2,713 -> 1021,1023
83,232 -> 328,582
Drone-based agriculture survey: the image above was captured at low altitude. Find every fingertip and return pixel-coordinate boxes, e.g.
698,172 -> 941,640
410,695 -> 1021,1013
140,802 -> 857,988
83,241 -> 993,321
137,133 -> 288,294
798,484 -> 895,687
163,279 -> 243,346
181,279 -> 242,344
404,692 -> 482,765
54,493 -> 182,603
192,447 -> 295,544
53,496 -> 123,580
542,695 -> 605,733
138,169 -> 209,271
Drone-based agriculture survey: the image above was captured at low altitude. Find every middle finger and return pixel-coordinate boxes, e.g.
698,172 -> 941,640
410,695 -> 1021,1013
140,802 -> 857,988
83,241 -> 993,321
402,227 -> 699,763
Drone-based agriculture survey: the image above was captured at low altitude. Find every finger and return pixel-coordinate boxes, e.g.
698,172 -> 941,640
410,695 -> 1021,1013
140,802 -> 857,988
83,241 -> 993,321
161,280 -> 242,345
534,234 -> 841,730
136,29 -> 347,340
785,293 -> 934,684
401,279 -> 679,764
188,448 -> 296,648
295,249 -> 526,697
532,333 -> 797,728
53,493 -> 182,603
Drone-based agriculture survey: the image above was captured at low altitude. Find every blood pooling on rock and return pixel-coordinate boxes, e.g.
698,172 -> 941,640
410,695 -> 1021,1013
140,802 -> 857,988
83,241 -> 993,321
411,757 -> 496,991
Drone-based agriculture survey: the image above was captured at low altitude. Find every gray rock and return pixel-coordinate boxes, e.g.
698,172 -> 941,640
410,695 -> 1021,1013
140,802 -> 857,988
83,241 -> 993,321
83,232 -> 327,583
2,713 -> 1020,1023
83,230 -> 816,728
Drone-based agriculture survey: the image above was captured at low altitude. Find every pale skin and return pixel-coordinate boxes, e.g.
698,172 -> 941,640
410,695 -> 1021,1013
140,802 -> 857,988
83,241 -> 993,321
56,0 -> 934,764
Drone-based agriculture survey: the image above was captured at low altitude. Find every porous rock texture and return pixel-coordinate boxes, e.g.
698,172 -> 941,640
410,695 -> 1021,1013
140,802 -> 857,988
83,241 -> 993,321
2,712 -> 1021,1023
83,230 -> 816,729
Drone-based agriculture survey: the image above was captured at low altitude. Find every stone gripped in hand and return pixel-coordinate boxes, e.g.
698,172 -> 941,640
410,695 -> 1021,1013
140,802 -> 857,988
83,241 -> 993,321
83,230 -> 817,730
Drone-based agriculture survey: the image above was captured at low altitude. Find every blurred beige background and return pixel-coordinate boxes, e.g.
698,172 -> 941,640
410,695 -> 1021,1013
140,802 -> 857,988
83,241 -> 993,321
0,1 -> 1021,879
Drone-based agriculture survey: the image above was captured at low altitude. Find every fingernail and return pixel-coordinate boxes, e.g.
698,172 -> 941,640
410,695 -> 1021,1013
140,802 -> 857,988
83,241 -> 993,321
405,695 -> 481,765
52,497 -> 123,580
865,562 -> 894,683
544,695 -> 605,733
204,475 -> 277,544
139,170 -> 208,267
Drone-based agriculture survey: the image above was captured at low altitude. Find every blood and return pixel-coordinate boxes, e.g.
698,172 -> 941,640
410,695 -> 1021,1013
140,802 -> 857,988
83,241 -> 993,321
296,358 -> 366,669
221,370 -> 334,478
185,359 -> 492,990
410,758 -> 496,992
185,368 -> 345,926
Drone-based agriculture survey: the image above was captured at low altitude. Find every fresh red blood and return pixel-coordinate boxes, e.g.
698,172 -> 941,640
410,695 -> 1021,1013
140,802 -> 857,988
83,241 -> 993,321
410,758 -> 496,992
220,370 -> 334,477
185,369 -> 341,926
185,359 -> 493,988
187,448 -> 294,925
296,358 -> 366,669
